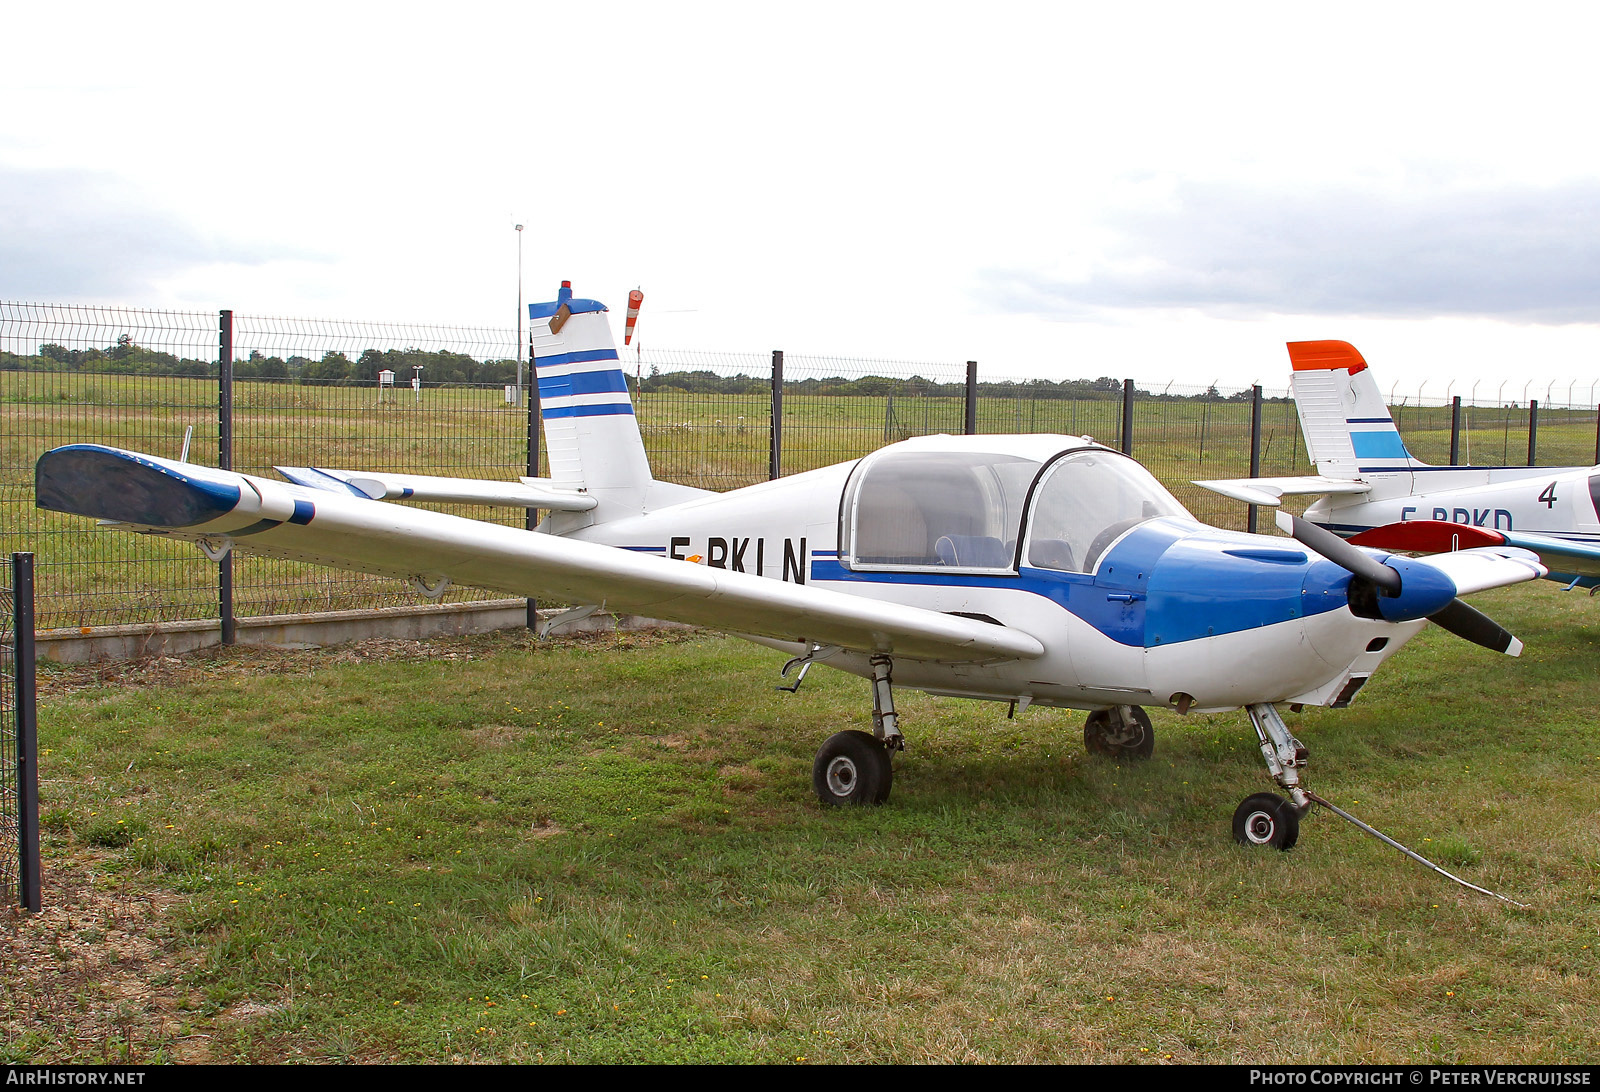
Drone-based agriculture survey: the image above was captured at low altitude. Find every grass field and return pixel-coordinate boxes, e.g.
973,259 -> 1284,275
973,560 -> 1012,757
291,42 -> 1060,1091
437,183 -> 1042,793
4,581 -> 1597,1064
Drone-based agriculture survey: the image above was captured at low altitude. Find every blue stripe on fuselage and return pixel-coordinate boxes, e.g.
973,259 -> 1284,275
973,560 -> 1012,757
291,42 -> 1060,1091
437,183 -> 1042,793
811,520 -> 1351,647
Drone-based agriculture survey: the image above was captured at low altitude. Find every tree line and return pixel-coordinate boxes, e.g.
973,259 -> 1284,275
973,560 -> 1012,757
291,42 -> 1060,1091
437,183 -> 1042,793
3,338 -> 1273,402
638,368 -> 1269,402
1,339 -> 520,386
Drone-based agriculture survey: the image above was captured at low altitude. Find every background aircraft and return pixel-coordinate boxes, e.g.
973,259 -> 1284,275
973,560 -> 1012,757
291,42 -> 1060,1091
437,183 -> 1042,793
1196,340 -> 1600,590
35,289 -> 1547,850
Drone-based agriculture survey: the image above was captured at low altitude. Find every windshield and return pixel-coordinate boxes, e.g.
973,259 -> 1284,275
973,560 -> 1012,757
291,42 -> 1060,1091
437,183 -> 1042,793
1025,450 -> 1191,573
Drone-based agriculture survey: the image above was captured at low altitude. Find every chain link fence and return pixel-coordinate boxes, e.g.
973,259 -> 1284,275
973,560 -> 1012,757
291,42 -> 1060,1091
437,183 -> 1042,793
227,313 -> 527,619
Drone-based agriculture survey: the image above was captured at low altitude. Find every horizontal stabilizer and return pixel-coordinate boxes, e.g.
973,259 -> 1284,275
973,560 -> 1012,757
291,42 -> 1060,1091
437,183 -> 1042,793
1193,475 -> 1372,507
275,466 -> 598,511
1404,545 -> 1547,596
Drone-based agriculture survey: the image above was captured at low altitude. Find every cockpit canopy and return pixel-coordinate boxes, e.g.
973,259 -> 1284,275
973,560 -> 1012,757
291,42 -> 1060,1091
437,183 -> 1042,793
841,440 -> 1191,574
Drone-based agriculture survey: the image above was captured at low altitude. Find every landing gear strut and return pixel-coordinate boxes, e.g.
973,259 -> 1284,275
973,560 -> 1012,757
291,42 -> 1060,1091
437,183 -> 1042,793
1235,702 -> 1311,851
812,655 -> 901,807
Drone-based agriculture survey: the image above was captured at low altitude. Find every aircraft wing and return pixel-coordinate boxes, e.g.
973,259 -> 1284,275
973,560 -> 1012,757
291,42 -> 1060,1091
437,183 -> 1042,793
1349,521 -> 1600,579
1192,475 -> 1371,507
1497,531 -> 1600,578
275,465 -> 598,511
37,445 -> 1045,665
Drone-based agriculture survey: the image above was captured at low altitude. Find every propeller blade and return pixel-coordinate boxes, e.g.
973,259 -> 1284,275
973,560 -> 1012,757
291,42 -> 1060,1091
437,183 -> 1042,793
1428,598 -> 1524,656
1274,511 -> 1400,594
1277,512 -> 1523,652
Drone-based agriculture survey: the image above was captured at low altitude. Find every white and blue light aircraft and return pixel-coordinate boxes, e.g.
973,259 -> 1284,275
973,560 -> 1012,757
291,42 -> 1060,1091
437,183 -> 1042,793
35,287 -> 1549,850
1197,339 -> 1600,589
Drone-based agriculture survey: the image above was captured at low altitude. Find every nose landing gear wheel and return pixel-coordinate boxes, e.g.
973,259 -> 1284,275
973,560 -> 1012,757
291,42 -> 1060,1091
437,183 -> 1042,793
812,730 -> 893,806
1233,792 -> 1300,850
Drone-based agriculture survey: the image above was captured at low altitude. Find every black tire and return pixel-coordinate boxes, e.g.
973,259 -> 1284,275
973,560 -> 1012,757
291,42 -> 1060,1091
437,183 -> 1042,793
1232,792 -> 1300,850
812,730 -> 892,806
1083,706 -> 1154,760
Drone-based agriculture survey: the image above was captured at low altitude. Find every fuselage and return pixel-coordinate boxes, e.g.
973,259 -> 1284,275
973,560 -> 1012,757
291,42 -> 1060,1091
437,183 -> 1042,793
577,434 -> 1415,713
1307,464 -> 1600,583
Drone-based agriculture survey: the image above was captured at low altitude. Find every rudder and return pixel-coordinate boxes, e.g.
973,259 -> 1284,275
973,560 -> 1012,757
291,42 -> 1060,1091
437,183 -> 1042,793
1288,340 -> 1428,482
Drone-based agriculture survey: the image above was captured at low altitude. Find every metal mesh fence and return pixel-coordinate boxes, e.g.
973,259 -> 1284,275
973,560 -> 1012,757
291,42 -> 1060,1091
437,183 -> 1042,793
227,314 -> 524,617
634,348 -> 771,489
781,354 -> 973,475
5,300 -> 1597,637
2,302 -> 222,627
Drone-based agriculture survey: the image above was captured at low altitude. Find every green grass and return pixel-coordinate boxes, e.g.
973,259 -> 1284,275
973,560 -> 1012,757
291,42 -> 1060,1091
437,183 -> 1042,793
10,582 -> 1600,1063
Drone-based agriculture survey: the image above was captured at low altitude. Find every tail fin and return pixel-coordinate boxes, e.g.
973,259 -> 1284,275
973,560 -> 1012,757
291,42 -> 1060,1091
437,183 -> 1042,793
1288,341 -> 1430,483
529,282 -> 656,526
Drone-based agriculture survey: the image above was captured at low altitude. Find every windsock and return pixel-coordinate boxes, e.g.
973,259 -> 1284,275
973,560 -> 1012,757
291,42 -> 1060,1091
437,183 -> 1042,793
624,288 -> 643,346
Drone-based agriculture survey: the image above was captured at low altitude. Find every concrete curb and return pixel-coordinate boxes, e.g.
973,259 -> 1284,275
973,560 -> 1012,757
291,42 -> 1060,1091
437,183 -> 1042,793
34,600 -> 685,663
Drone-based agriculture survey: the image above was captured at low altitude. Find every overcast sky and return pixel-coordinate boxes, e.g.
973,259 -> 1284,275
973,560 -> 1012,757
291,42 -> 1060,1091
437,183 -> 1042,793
5,1 -> 1600,400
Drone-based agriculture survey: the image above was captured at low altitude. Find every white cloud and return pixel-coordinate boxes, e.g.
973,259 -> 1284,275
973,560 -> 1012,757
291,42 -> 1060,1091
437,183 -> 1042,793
980,180 -> 1600,324
0,166 -> 322,302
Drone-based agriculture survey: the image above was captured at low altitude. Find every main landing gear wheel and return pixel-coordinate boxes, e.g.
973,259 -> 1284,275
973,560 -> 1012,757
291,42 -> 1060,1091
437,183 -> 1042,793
1232,792 -> 1300,851
1083,705 -> 1154,760
812,730 -> 893,807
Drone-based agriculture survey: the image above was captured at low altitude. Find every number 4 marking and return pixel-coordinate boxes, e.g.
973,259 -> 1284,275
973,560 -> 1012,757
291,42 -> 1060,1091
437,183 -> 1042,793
1539,482 -> 1558,508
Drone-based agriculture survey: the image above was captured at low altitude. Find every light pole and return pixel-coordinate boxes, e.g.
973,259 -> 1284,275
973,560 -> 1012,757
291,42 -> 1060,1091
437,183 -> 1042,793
515,223 -> 525,401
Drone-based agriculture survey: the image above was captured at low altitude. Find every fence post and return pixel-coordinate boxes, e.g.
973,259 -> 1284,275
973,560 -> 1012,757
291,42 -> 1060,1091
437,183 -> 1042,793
526,330 -> 540,630
14,553 -> 40,912
1594,404 -> 1599,466
1120,380 -> 1134,455
964,361 -> 978,435
217,311 -> 236,646
1450,396 -> 1462,465
1527,399 -> 1539,465
770,350 -> 784,481
1248,385 -> 1263,535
